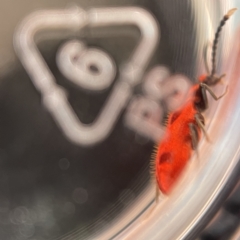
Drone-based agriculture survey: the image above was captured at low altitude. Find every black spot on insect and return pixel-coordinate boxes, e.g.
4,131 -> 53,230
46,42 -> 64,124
184,135 -> 192,143
159,152 -> 172,164
170,111 -> 181,124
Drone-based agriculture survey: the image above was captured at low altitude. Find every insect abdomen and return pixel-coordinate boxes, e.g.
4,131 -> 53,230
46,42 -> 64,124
155,102 -> 199,194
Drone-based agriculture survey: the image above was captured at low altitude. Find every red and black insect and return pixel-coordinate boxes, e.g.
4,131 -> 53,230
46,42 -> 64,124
152,8 -> 237,195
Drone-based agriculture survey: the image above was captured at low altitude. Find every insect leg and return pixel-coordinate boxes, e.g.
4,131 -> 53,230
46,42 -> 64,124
195,113 -> 211,142
189,123 -> 199,159
200,82 -> 228,101
204,73 -> 226,86
155,184 -> 160,203
195,83 -> 209,111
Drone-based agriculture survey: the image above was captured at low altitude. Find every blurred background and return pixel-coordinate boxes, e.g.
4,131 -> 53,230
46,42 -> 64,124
0,0 -> 239,239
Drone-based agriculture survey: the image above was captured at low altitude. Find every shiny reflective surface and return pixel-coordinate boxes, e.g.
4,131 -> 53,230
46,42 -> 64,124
0,0 -> 239,239
14,6 -> 160,146
93,1 -> 240,240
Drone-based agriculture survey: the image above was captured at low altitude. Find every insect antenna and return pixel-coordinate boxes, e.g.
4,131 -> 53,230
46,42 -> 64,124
210,8 -> 237,78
